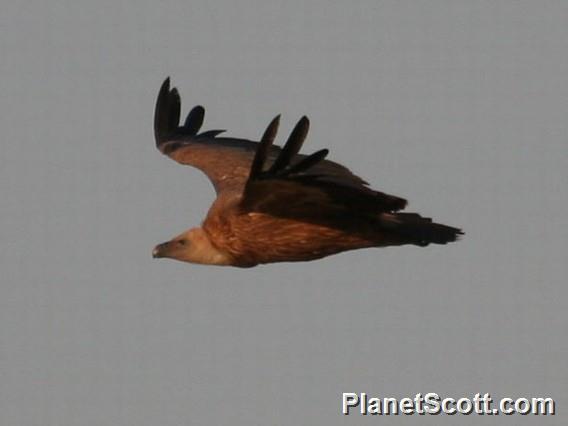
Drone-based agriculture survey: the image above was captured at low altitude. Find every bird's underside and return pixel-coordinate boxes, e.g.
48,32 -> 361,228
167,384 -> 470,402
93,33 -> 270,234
152,78 -> 463,267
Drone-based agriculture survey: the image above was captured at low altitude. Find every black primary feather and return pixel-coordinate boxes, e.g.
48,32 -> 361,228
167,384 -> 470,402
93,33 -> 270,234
154,77 -> 173,146
268,116 -> 309,173
277,149 -> 329,177
168,88 -> 181,133
198,129 -> 226,138
155,78 -> 227,150
243,113 -> 406,214
183,105 -> 205,135
249,115 -> 280,181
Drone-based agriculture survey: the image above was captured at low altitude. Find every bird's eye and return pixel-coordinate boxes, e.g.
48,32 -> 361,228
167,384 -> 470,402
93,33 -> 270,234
178,239 -> 187,246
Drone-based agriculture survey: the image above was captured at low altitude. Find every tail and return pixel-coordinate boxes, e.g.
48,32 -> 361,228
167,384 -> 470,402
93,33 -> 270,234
380,212 -> 463,246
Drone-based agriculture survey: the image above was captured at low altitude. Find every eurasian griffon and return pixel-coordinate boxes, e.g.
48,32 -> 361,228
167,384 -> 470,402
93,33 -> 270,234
152,78 -> 462,267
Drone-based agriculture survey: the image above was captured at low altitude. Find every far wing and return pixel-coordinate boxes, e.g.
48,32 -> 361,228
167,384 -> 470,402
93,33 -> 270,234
240,115 -> 408,223
154,78 -> 259,193
154,78 -> 375,195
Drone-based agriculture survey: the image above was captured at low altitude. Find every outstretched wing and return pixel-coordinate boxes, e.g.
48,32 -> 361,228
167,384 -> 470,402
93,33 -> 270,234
154,78 -> 378,195
154,78 -> 260,193
240,115 -> 408,223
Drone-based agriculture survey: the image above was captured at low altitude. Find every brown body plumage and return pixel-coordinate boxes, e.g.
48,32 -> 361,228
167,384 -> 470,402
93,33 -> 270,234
152,78 -> 463,267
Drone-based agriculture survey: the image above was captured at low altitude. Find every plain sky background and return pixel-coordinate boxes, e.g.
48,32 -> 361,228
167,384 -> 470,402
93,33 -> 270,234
1,1 -> 566,425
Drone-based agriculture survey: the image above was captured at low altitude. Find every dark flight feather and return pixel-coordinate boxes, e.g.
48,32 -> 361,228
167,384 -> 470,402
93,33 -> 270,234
168,88 -> 181,133
154,77 -> 173,146
198,129 -> 226,138
242,116 -> 405,217
154,80 -> 216,145
183,105 -> 205,135
281,149 -> 329,176
268,116 -> 309,174
248,115 -> 280,181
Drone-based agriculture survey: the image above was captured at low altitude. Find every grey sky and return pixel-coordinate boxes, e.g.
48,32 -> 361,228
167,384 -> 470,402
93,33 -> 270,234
1,1 -> 566,425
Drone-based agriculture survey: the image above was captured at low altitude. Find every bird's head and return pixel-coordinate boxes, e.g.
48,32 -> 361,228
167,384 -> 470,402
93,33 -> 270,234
152,227 -> 232,266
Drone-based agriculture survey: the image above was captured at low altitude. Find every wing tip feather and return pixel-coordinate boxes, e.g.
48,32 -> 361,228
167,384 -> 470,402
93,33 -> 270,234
183,105 -> 205,135
155,77 -> 179,149
249,114 -> 281,181
268,115 -> 310,173
155,78 -> 215,153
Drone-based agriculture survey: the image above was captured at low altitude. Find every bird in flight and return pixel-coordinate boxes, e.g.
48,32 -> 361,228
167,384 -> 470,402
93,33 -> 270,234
152,78 -> 463,267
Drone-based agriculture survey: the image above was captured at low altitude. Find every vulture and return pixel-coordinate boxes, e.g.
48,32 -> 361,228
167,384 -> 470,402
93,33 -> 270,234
152,78 -> 463,267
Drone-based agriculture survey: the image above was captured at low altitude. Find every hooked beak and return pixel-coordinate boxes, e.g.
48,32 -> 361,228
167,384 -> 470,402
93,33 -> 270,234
152,242 -> 169,258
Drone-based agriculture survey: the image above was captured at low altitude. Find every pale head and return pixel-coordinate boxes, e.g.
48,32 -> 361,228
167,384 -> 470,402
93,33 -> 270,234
152,228 -> 232,266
